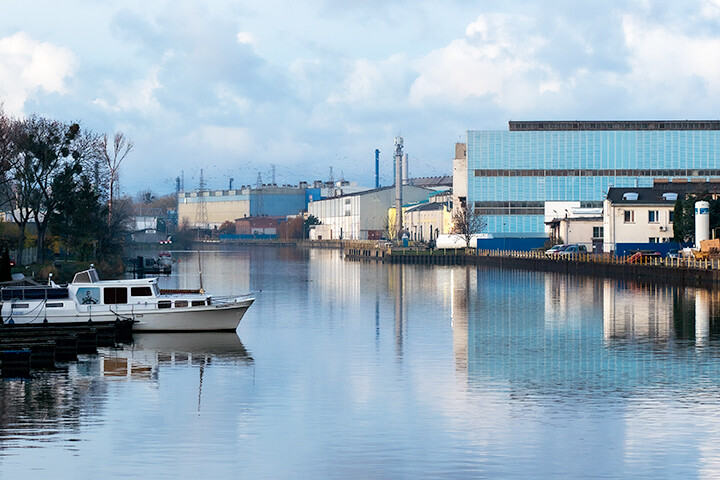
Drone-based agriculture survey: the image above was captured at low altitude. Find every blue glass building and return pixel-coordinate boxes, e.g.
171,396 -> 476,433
467,121 -> 720,237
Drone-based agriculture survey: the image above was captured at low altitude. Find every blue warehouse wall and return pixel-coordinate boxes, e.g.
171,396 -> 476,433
250,192 -> 308,217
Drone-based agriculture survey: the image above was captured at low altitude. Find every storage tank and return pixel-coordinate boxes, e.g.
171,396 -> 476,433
695,200 -> 710,248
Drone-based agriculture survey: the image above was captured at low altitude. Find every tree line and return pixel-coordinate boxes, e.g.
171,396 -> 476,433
0,107 -> 133,268
672,192 -> 720,243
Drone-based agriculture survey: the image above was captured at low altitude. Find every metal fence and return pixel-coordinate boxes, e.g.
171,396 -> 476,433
476,249 -> 720,270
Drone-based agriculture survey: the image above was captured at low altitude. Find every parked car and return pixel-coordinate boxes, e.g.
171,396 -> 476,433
557,244 -> 588,256
667,249 -> 680,259
545,244 -> 568,256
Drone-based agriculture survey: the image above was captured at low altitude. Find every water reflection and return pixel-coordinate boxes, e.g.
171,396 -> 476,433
0,361 -> 107,449
102,333 -> 253,381
450,268 -> 471,372
458,268 -> 720,398
6,247 -> 720,478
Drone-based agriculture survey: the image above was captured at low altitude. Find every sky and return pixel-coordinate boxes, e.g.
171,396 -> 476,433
3,1 -> 720,195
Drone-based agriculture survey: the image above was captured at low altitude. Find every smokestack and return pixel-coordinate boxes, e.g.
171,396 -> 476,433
394,136 -> 404,240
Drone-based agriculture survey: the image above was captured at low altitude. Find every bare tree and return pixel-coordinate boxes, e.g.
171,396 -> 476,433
451,203 -> 487,249
101,132 -> 133,225
0,107 -> 16,192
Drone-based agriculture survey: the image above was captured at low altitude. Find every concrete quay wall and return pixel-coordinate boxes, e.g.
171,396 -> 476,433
344,245 -> 720,288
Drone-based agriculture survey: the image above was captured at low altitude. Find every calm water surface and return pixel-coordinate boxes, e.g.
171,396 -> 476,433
2,247 -> 720,479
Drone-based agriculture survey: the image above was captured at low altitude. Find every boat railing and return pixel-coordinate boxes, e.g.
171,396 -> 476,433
208,294 -> 255,305
159,288 -> 203,295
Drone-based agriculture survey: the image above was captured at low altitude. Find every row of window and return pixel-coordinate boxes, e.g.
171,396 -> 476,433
649,237 -> 675,243
508,121 -> 720,131
158,299 -> 208,309
475,208 -> 545,216
623,210 -> 674,224
474,169 -> 720,177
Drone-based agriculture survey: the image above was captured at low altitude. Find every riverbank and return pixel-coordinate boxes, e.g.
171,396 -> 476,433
342,241 -> 720,288
208,238 -> 720,287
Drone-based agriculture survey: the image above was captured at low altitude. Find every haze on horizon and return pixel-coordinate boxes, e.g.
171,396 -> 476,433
2,1 -> 720,195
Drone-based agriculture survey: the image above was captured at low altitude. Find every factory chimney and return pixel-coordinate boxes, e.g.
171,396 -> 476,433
394,136 -> 404,241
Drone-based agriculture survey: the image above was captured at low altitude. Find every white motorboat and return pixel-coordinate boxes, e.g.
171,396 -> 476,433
0,268 -> 254,332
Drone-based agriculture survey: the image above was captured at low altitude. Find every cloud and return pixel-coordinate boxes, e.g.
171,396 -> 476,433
9,1 -> 720,193
327,55 -> 414,107
189,125 -> 254,153
622,15 -> 720,108
92,64 -> 163,114
0,32 -> 76,115
236,32 -> 257,47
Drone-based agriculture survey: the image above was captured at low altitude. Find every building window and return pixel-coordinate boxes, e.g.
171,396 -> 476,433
669,211 -> 674,223
593,226 -> 604,238
624,210 -> 635,223
649,237 -> 659,243
648,210 -> 659,223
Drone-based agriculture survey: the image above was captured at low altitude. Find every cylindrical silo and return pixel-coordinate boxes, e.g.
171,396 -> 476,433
695,200 -> 710,248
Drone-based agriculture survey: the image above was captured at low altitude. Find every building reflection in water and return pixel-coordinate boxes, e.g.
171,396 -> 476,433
392,264 -> 404,358
450,268 -> 471,373
456,267 -> 720,395
602,281 -> 675,343
696,288 -> 710,347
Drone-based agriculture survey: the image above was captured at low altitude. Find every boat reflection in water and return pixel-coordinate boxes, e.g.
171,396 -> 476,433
101,333 -> 253,381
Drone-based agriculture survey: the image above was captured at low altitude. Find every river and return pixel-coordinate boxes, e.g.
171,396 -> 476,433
1,246 -> 719,479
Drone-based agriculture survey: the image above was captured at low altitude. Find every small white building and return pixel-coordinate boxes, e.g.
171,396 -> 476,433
308,186 -> 434,240
545,201 -> 603,252
603,187 -> 677,252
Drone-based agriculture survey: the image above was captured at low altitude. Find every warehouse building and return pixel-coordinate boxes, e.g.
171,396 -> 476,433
465,120 -> 720,240
308,186 -> 434,240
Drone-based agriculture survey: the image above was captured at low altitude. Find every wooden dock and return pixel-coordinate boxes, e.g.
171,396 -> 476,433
0,320 -> 134,377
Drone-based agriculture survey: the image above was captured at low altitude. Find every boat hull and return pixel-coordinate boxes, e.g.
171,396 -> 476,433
132,299 -> 254,332
3,299 -> 254,332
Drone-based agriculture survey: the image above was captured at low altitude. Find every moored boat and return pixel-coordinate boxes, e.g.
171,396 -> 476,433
0,267 -> 254,332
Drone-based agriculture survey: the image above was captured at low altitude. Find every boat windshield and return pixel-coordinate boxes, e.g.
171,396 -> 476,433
72,269 -> 100,284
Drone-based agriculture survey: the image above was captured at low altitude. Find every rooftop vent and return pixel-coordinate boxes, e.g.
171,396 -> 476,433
622,192 -> 639,201
662,192 -> 678,201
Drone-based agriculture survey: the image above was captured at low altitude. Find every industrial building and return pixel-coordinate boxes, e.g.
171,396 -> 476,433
389,191 -> 453,243
465,120 -> 720,240
308,185 -> 434,240
177,181 -> 366,229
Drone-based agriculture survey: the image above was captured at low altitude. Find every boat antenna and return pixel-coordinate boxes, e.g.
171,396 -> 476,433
197,250 -> 205,294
